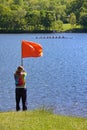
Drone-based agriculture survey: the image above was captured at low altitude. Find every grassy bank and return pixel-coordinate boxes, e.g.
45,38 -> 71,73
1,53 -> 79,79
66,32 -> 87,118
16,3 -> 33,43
0,109 -> 87,130
62,24 -> 87,33
0,24 -> 87,33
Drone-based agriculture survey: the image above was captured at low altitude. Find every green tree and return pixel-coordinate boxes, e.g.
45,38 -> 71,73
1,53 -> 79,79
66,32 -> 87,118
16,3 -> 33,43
79,12 -> 87,27
0,0 -> 87,32
0,5 -> 13,30
66,0 -> 83,23
13,0 -> 23,5
52,20 -> 63,32
12,8 -> 27,30
41,11 -> 56,30
57,20 -> 63,32
26,10 -> 40,30
70,13 -> 76,26
79,1 -> 87,27
0,0 -> 5,4
39,0 -> 50,10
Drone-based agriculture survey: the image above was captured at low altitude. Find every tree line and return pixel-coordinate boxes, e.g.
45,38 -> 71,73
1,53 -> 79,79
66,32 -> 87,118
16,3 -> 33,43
0,0 -> 87,32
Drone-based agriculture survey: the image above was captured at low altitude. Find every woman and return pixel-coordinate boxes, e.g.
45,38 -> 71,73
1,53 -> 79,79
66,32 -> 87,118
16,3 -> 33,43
14,66 -> 27,111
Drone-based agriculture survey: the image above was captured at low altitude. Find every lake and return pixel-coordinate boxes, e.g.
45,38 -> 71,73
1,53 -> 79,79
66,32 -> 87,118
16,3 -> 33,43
0,33 -> 87,118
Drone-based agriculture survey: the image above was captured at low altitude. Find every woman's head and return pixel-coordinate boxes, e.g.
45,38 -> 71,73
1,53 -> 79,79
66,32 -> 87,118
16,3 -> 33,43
17,66 -> 24,72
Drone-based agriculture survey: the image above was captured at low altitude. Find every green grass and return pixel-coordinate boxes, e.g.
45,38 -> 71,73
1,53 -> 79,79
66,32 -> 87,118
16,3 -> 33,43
63,24 -> 82,32
0,109 -> 87,130
63,24 -> 72,31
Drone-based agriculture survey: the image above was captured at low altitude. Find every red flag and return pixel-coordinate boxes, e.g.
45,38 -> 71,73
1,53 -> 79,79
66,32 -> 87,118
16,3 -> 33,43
22,40 -> 43,58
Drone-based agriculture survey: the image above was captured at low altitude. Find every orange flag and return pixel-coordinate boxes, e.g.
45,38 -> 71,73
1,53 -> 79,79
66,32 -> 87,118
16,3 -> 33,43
22,40 -> 43,58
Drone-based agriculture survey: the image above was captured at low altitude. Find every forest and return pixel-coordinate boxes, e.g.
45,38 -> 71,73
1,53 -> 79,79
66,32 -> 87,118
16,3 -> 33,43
0,0 -> 87,33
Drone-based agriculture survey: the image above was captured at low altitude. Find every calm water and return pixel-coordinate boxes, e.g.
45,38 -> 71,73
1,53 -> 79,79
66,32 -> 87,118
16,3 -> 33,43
0,33 -> 87,117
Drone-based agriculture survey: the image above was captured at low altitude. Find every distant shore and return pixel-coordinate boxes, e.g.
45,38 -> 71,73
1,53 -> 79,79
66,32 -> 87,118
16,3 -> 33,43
0,28 -> 87,34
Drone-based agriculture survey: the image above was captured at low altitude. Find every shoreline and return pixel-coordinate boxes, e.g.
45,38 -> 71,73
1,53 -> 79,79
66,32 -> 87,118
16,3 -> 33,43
0,28 -> 87,34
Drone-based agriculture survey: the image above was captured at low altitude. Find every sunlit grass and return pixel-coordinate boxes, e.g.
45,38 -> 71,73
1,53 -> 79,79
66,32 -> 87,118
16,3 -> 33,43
63,24 -> 82,32
0,109 -> 87,130
63,23 -> 72,31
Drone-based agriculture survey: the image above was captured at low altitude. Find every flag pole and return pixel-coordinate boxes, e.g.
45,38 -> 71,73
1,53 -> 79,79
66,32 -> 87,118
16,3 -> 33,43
21,57 -> 23,66
21,41 -> 23,66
